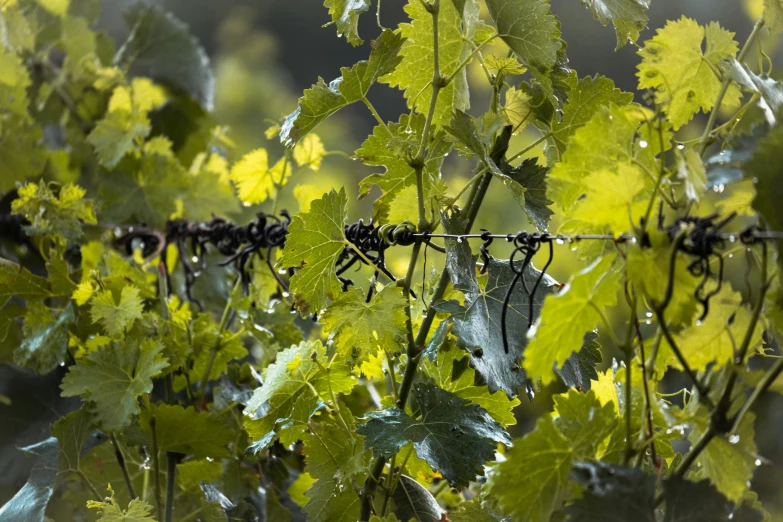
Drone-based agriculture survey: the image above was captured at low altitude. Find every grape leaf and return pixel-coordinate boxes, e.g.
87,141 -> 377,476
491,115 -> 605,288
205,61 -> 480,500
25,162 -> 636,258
422,341 -> 521,426
0,438 -> 59,522
729,59 -> 783,126
0,115 -> 47,192
443,211 -> 558,397
15,303 -> 75,374
118,4 -> 215,110
524,255 -> 620,386
278,188 -> 347,313
446,112 -> 529,212
674,286 -> 762,371
89,286 -> 144,338
746,120 -> 783,258
11,181 -> 96,242
676,146 -> 707,203
0,258 -> 71,306
381,0 -> 477,128
501,158 -> 553,231
357,383 -> 511,487
180,152 -> 241,220
60,338 -> 169,431
578,0 -> 650,50
548,73 -> 634,160
483,416 -> 574,522
502,86 -> 533,133
280,29 -> 404,145
320,285 -> 407,362
229,148 -> 283,205
556,331 -> 601,391
565,461 -> 655,522
637,17 -> 740,130
389,475 -> 443,522
687,404 -> 758,503
357,113 -> 450,221
244,340 -> 354,449
177,459 -> 222,491
553,389 -> 617,458
549,102 -> 645,215
448,499 -> 504,522
302,416 -> 367,521
764,0 -> 783,32
50,407 -> 101,479
662,477 -> 764,522
323,0 -> 370,46
485,0 -> 562,71
293,133 -> 327,170
87,486 -> 155,522
140,404 -> 233,458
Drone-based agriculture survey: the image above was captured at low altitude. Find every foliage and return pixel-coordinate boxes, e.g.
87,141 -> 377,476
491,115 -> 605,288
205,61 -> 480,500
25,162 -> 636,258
1,0 -> 782,521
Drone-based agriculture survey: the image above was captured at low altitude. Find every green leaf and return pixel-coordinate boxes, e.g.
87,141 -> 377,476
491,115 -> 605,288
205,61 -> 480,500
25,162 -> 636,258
729,59 -> 783,125
422,341 -> 521,426
229,148 -> 280,205
0,258 -> 70,307
280,29 -> 404,145
140,404 -> 233,458
389,475 -> 443,522
449,498 -> 504,522
89,286 -> 144,338
301,417 -> 367,521
556,331 -> 601,391
61,338 -> 169,431
118,4 -> 215,110
485,0 -> 562,70
687,405 -> 758,503
278,188 -> 348,313
763,0 -> 783,32
747,121 -> 783,272
548,103 -> 643,213
357,113 -> 450,221
320,285 -> 407,362
483,416 -> 574,522
323,0 -> 370,46
0,115 -> 47,192
578,0 -> 650,49
0,45 -> 32,118
637,17 -> 740,130
245,340 -> 354,449
15,303 -> 75,374
11,181 -> 97,242
674,286 -> 762,371
565,461 -> 655,521
50,406 -> 97,477
549,73 -> 634,161
524,255 -> 620,386
553,389 -> 617,458
177,459 -> 222,491
445,111 -> 528,212
662,477 -> 764,522
443,211 -> 558,396
676,146 -> 707,203
0,438 -> 59,522
381,0 -> 477,128
87,486 -> 156,522
502,158 -> 553,231
357,383 -> 511,487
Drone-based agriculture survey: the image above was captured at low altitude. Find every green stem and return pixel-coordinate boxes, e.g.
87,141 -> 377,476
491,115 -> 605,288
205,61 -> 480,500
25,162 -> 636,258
110,433 -> 137,499
362,97 -> 391,136
731,355 -> 783,435
698,17 -> 765,157
442,31 -> 499,86
145,395 -> 164,522
385,350 -> 399,400
508,132 -> 551,163
165,453 -> 176,522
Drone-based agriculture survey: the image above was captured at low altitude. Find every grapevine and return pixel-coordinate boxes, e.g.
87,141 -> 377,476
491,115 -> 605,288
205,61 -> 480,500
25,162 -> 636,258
2,1 -> 783,522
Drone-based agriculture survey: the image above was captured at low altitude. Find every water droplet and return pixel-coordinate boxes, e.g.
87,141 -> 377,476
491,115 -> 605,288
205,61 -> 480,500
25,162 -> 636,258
755,458 -> 762,466
114,227 -> 123,237
278,268 -> 287,274
752,176 -> 758,184
282,291 -> 290,298
729,513 -> 734,520
677,144 -> 685,150
728,434 -> 740,444
457,236 -> 464,243
191,256 -> 199,263
59,362 -> 66,367
206,456 -> 214,462
645,320 -> 651,325
696,319 -> 703,326
728,253 -> 733,258
243,201 -> 252,208
608,115 -> 613,120
645,311 -> 653,318
570,244 -> 578,252
556,238 -> 565,245
639,140 -> 648,149
728,235 -> 737,243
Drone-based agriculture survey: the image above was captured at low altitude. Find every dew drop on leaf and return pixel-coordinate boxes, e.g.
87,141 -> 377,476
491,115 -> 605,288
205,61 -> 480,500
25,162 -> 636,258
728,434 -> 740,444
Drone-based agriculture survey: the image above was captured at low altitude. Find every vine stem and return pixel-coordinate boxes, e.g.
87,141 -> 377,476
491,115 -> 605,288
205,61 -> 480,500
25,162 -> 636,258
698,17 -> 765,157
144,394 -> 164,522
442,31 -> 499,86
362,97 -> 391,136
508,132 -> 551,163
110,433 -> 137,499
197,278 -> 239,409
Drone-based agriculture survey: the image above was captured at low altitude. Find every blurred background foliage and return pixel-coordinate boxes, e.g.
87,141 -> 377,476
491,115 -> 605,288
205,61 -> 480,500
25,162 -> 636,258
2,0 -> 783,517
